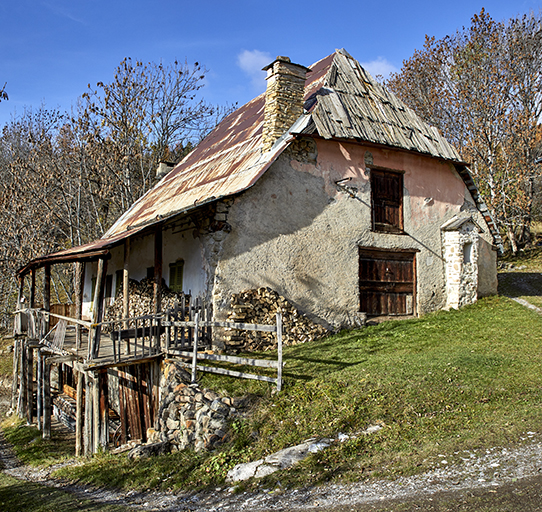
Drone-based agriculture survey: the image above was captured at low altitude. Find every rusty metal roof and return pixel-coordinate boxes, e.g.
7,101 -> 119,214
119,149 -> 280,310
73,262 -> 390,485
19,49 -> 497,274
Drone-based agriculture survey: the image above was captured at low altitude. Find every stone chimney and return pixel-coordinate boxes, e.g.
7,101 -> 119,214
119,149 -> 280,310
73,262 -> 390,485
262,56 -> 310,152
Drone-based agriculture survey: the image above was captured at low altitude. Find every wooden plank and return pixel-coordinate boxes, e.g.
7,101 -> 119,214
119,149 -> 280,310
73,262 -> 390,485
168,349 -> 280,369
118,369 -> 127,445
191,313 -> 199,384
26,345 -> 33,425
42,361 -> 51,439
277,312 -> 283,392
75,371 -> 84,457
180,363 -> 277,384
43,265 -> 51,335
36,350 -> 42,429
84,373 -> 92,455
99,370 -> 109,448
75,262 -> 84,350
162,320 -> 276,332
11,340 -> 19,410
92,371 -> 100,453
90,258 -> 107,359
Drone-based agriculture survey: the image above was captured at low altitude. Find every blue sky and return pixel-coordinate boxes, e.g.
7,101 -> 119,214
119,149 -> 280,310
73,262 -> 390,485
0,0 -> 540,127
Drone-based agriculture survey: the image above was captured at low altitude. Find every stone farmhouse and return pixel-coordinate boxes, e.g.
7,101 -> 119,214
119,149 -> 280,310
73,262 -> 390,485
13,49 -> 502,453
26,48 -> 500,327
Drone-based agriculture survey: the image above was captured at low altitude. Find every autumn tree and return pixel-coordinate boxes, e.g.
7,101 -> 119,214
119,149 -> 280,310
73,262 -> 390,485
0,83 -> 7,102
0,57 -> 230,325
387,10 -> 542,252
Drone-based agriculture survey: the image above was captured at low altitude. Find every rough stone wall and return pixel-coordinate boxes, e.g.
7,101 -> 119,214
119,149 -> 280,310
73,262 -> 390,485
262,57 -> 308,152
442,224 -> 480,309
151,362 -> 242,452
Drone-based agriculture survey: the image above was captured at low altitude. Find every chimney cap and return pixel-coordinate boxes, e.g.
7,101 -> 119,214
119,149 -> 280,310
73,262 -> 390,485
262,56 -> 311,73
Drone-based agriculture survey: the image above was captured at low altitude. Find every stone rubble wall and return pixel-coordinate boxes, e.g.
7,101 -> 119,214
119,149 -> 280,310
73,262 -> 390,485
149,361 -> 244,452
443,225 -> 479,309
224,287 -> 328,352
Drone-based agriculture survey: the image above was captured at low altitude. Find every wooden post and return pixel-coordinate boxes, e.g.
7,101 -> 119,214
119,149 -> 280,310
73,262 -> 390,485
191,312 -> 199,384
92,371 -> 100,453
36,349 -> 42,430
17,342 -> 26,417
89,258 -> 107,359
43,359 -> 51,439
26,344 -> 34,424
276,311 -> 283,392
123,239 -> 131,354
74,262 -> 84,350
43,265 -> 51,335
99,370 -> 109,449
84,374 -> 92,456
75,370 -> 84,456
30,268 -> 36,308
11,340 -> 19,410
14,276 -> 24,336
153,227 -> 162,351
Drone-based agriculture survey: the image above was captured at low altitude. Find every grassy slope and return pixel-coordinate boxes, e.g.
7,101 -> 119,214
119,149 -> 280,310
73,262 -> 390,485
33,295 -> 542,492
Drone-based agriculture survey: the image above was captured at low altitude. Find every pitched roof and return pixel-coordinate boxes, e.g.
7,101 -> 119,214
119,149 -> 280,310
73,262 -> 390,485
19,49 -> 499,273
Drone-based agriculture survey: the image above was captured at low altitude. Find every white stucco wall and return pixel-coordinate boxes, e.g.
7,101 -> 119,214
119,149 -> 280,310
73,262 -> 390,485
81,228 -> 207,320
207,138 -> 497,329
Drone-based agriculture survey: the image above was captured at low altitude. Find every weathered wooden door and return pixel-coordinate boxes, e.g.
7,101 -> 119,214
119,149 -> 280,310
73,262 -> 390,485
359,248 -> 416,316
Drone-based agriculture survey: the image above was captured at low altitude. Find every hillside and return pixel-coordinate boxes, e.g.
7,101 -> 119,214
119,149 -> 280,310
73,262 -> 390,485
1,291 -> 541,500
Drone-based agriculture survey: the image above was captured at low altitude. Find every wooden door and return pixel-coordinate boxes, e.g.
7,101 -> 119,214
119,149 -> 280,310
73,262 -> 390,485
359,248 -> 416,316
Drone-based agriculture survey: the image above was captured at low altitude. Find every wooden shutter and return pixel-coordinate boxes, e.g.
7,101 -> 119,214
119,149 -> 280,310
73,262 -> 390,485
371,170 -> 403,232
359,248 -> 415,316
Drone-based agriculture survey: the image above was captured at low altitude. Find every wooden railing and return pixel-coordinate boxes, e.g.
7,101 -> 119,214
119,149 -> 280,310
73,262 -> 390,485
14,304 -> 284,390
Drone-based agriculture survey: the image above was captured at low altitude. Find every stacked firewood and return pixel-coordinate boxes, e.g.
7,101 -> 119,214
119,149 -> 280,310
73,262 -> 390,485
224,287 -> 328,352
104,278 -> 185,322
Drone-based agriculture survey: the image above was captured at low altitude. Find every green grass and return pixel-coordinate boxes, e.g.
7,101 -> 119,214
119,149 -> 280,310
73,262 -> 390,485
0,472 -> 137,512
42,295 -> 542,493
1,416 -> 75,467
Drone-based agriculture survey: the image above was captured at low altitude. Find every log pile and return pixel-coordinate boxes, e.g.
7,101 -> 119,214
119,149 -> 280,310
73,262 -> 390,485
104,278 -> 185,322
224,287 -> 328,352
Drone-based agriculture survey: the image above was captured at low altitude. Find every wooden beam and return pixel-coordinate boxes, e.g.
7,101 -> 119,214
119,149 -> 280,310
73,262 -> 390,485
30,268 -> 36,308
153,228 -> 162,351
84,373 -> 92,456
26,345 -> 34,424
14,277 -> 24,336
36,350 -> 42,430
123,239 -> 130,355
89,258 -> 107,359
75,371 -> 84,456
43,265 -> 51,335
74,262 -> 84,350
42,360 -> 51,439
92,371 -> 100,453
123,239 -> 130,327
98,370 -> 109,449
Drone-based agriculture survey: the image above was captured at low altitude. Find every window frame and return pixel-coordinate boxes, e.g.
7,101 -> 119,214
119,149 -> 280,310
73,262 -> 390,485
169,259 -> 184,293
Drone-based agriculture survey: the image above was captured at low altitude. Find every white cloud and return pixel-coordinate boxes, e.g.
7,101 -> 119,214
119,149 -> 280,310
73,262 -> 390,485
360,57 -> 399,80
237,49 -> 272,90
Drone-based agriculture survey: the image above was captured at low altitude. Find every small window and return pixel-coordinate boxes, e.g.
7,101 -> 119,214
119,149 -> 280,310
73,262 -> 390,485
463,242 -> 473,264
371,169 -> 404,233
146,266 -> 154,280
169,260 -> 184,293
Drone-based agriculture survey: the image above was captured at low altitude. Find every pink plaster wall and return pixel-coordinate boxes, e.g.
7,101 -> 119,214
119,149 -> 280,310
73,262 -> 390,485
304,139 -> 467,225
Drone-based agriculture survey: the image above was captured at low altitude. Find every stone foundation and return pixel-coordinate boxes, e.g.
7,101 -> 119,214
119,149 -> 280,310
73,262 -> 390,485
151,362 -> 244,452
